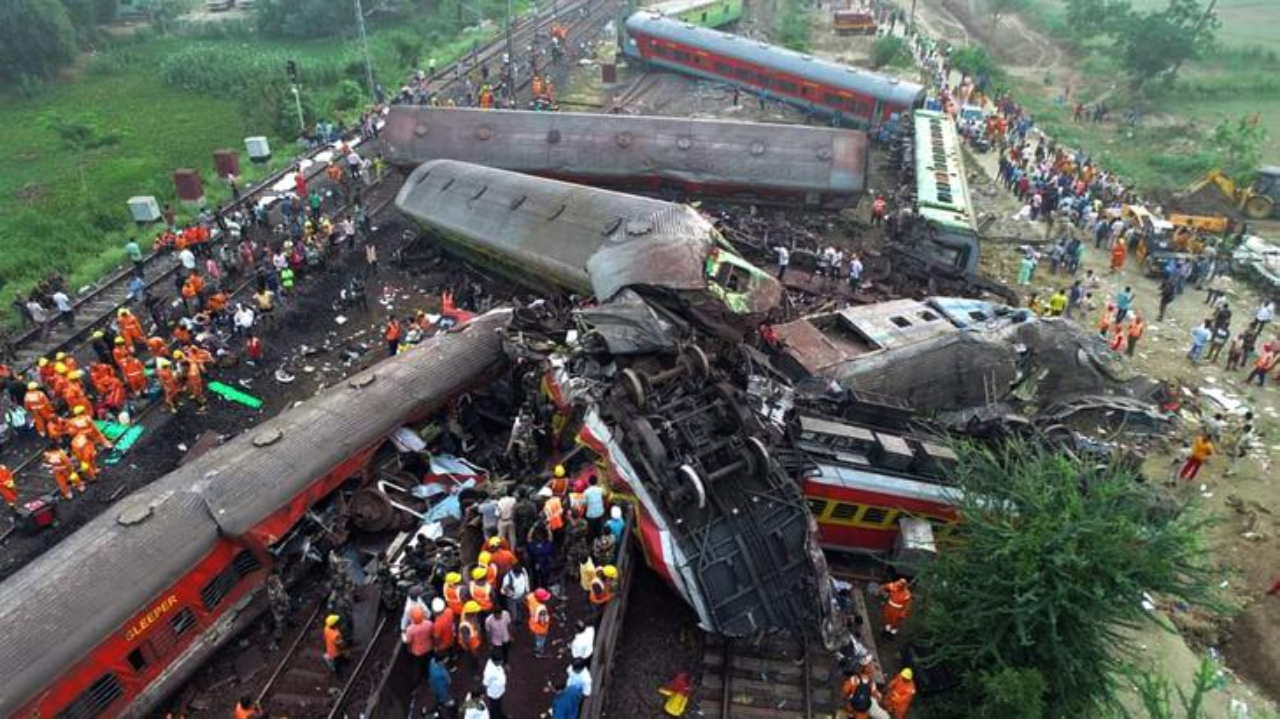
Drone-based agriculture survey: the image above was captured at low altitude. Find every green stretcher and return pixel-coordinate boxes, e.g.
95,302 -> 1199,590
95,421 -> 146,466
208,381 -> 263,409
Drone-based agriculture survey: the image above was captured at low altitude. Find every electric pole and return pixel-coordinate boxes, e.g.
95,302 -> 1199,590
354,0 -> 377,99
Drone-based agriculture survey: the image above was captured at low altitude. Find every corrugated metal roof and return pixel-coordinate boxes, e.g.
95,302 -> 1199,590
626,11 -> 926,107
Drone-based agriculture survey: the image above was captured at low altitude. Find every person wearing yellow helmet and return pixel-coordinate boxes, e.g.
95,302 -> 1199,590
478,551 -> 492,566
884,668 -> 916,719
602,565 -> 618,579
554,464 -> 566,478
470,566 -> 495,612
323,613 -> 348,678
588,565 -> 617,620
23,382 -> 54,437
459,600 -> 483,655
443,572 -> 467,615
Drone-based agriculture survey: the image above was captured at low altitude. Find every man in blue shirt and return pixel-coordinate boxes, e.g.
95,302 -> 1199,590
428,654 -> 453,715
1114,286 -> 1135,323
582,476 -> 607,537
551,680 -> 583,719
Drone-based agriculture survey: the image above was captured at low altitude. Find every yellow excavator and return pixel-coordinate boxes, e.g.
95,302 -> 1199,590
1181,168 -> 1280,220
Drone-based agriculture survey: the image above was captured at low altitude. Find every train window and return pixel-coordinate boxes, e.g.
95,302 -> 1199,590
171,607 -> 197,636
126,648 -> 148,673
807,498 -> 829,518
57,673 -> 124,719
889,316 -> 912,328
777,81 -> 797,93
715,62 -> 731,74
233,551 -> 263,577
860,506 -> 894,526
201,551 -> 262,611
829,503 -> 860,522
918,310 -> 940,322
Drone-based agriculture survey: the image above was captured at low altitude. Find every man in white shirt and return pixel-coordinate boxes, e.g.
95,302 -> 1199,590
51,290 -> 74,326
570,621 -> 595,661
774,245 -> 790,281
566,659 -> 593,697
179,247 -> 197,272
482,654 -> 507,718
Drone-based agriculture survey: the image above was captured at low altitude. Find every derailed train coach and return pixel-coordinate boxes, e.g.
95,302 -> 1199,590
395,158 -> 783,336
381,107 -> 869,209
0,313 -> 512,719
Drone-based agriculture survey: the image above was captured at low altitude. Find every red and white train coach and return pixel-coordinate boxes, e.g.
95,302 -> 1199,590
622,10 -> 927,128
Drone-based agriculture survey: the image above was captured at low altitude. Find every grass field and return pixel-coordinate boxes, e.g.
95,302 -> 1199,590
1126,0 -> 1280,51
0,15 -> 498,330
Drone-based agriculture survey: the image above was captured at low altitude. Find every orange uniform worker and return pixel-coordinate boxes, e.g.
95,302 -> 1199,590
443,572 -> 468,615
883,668 -> 917,719
70,432 -> 101,481
118,309 -> 145,347
112,336 -> 133,370
431,597 -> 455,654
44,448 -> 82,500
842,666 -> 882,719
881,578 -> 913,636
146,335 -> 170,361
1126,313 -> 1145,357
588,565 -> 617,616
66,405 -> 110,449
62,372 -> 91,419
527,587 -> 552,657
54,351 -> 78,375
458,600 -> 483,656
323,614 -> 348,677
233,696 -> 261,720
23,383 -> 55,437
37,357 -> 56,387
89,362 -> 118,394
49,363 -> 70,404
469,566 -> 495,612
156,359 -> 182,411
176,351 -> 206,406
0,465 -> 17,508
120,355 -> 148,396
543,490 -> 565,533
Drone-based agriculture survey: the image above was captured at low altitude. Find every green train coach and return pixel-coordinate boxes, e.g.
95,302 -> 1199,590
648,0 -> 743,28
913,109 -> 981,275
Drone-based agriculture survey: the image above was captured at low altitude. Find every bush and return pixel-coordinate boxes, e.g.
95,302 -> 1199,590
334,79 -> 364,110
254,0 -> 352,39
973,667 -> 1047,718
950,45 -> 1002,81
871,35 -> 911,68
0,0 -> 79,81
778,0 -> 811,52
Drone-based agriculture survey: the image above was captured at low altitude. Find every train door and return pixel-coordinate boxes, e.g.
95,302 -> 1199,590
871,99 -> 885,127
692,50 -> 711,71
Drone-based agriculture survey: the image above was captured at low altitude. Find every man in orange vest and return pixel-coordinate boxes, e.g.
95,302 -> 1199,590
526,587 -> 552,658
176,351 -> 206,407
233,696 -> 261,719
588,565 -> 617,621
458,600 -> 483,656
118,308 -> 145,348
44,447 -> 81,500
70,432 -> 101,482
324,614 -> 348,678
0,464 -> 17,509
23,383 -> 55,437
112,336 -> 134,370
1126,313 -> 1145,358
146,335 -> 170,361
431,597 -> 455,656
88,361 -> 117,394
66,405 -> 110,449
841,664 -> 882,719
883,668 -> 916,719
36,357 -> 56,387
469,566 -> 495,612
385,315 -> 402,356
443,571 -> 468,615
120,354 -> 148,396
881,577 -> 913,637
156,359 -> 182,412
543,491 -> 565,535
62,370 -> 90,413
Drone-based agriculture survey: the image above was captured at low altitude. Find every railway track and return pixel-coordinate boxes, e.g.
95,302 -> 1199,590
699,634 -> 839,719
609,71 -> 663,111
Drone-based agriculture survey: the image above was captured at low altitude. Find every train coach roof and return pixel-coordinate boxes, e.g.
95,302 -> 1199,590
381,107 -> 869,198
626,11 -> 926,108
0,311 -> 512,716
0,488 -> 219,715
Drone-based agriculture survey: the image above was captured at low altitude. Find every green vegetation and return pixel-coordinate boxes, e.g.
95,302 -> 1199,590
777,0 -> 812,52
1124,657 -> 1221,718
0,2 -> 506,328
871,35 -> 912,69
916,440 -> 1216,716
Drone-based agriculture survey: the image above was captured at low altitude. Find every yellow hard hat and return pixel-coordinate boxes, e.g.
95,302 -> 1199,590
55,363 -> 67,374
554,464 -> 566,478
80,462 -> 90,471
464,600 -> 482,614
38,358 -> 48,367
445,572 -> 462,584
118,309 -> 128,317
173,351 -> 185,360
470,567 -> 487,581
488,536 -> 502,549
114,337 -> 125,345
27,382 -> 38,391
92,330 -> 104,339
603,565 -> 618,579
477,551 -> 492,565
156,358 -> 171,368
73,405 -> 86,416
70,370 -> 83,380
55,352 -> 67,361
325,614 -> 340,628
901,668 -> 913,681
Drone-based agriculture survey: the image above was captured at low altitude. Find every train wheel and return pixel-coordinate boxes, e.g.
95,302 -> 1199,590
633,416 -> 670,470
682,345 -> 711,379
677,463 -> 708,509
622,367 -> 648,410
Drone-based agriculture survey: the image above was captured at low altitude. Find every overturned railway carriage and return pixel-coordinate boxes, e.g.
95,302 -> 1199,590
396,159 -> 782,333
0,313 -> 511,719
647,0 -> 743,27
381,107 -> 869,209
622,11 -> 926,128
907,109 -> 981,274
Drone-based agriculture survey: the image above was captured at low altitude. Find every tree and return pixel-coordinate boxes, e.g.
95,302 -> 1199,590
61,0 -> 119,43
949,45 -> 1001,83
0,0 -> 78,82
916,440 -> 1217,716
1063,0 -> 1132,41
871,36 -> 911,69
254,0 -> 352,38
1116,0 -> 1218,88
1209,113 -> 1267,178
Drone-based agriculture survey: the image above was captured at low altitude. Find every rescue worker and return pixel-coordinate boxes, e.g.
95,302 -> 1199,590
477,550 -> 499,585
385,315 -> 402,356
871,195 -> 888,226
49,362 -> 70,404
233,696 -> 261,720
543,489 -> 565,535
37,357 -> 56,387
0,464 -> 17,509
459,600 -> 483,656
588,565 -> 617,621
443,571 -> 468,615
54,351 -> 78,374
431,597 -> 456,656
883,668 -> 916,719
550,463 -> 569,496
146,335 -> 170,361
62,370 -> 90,413
469,566 -> 495,612
118,308 -> 145,347
89,361 -> 118,395
44,447 -> 82,500
1126,312 -> 1145,357
527,587 -> 552,658
404,605 -> 435,678
842,664 -> 882,719
66,405 -> 110,449
323,613 -> 348,679
112,336 -> 133,370
23,382 -> 55,437
70,432 -> 100,482
881,577 -> 913,637
156,358 -> 182,411
176,350 -> 207,407
120,354 -> 148,397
